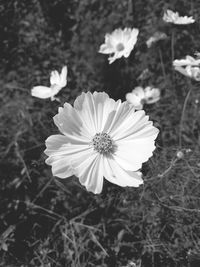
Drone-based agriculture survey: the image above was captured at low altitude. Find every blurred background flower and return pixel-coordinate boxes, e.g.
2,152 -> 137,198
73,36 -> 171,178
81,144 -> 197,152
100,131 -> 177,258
163,9 -> 195,24
31,65 -> 67,100
99,28 -> 139,64
126,86 -> 160,110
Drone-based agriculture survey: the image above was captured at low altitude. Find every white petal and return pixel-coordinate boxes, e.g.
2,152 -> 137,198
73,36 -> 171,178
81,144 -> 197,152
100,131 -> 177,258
144,87 -> 160,104
31,86 -> 54,99
173,56 -> 197,67
53,103 -> 91,141
108,52 -> 122,64
59,66 -> 68,87
114,137 -> 157,171
174,66 -> 189,77
103,156 -> 143,187
126,87 -> 144,109
99,43 -> 114,54
50,70 -> 60,86
131,87 -> 145,98
45,134 -> 93,178
127,28 -> 139,48
108,104 -> 148,140
73,152 -> 104,194
74,91 -> 119,134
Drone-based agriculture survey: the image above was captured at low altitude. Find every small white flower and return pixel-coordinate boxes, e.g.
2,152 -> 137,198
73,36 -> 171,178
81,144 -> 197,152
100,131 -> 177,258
126,87 -> 145,110
144,86 -> 160,104
45,92 -> 159,194
31,66 -> 68,101
99,28 -> 139,64
126,86 -> 160,110
186,66 -> 200,81
173,56 -> 200,67
146,31 -> 167,48
163,9 -> 195,24
174,65 -> 200,81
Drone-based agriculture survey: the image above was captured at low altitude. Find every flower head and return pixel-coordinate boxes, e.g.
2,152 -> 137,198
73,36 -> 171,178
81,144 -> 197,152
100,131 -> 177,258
44,92 -> 159,194
173,56 -> 200,67
174,65 -> 200,81
31,66 -> 67,101
126,86 -> 160,110
163,9 -> 195,24
99,28 -> 139,64
146,31 -> 167,48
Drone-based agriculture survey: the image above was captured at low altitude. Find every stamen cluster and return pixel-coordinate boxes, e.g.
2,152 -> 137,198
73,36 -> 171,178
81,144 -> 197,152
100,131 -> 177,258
92,133 -> 113,154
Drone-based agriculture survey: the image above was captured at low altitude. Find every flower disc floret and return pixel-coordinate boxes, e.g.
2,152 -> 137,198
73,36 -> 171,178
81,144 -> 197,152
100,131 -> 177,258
92,133 -> 114,154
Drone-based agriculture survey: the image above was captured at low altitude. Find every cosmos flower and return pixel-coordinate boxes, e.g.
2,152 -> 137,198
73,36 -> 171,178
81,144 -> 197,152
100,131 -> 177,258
126,86 -> 160,110
163,9 -> 195,24
99,28 -> 139,64
173,55 -> 200,67
31,66 -> 68,101
174,65 -> 200,81
44,92 -> 159,194
146,31 -> 167,48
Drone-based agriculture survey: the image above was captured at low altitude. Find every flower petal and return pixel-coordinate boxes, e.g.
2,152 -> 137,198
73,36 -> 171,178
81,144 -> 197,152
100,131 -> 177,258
108,105 -> 150,140
126,87 -> 145,109
50,70 -> 60,86
60,66 -> 68,87
53,102 -> 91,142
103,156 -> 143,187
114,137 -> 157,171
74,92 -> 120,133
99,43 -> 114,54
31,86 -> 54,99
174,66 -> 190,77
45,134 -> 93,178
73,153 -> 104,194
144,87 -> 160,104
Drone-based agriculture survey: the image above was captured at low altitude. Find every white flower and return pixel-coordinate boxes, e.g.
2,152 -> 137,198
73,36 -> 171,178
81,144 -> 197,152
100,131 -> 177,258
126,87 -> 145,110
126,86 -> 160,110
144,86 -> 160,104
163,9 -> 195,24
173,56 -> 200,67
174,65 -> 200,81
31,66 -> 68,101
146,31 -> 167,48
186,66 -> 200,81
44,92 -> 159,194
99,28 -> 139,64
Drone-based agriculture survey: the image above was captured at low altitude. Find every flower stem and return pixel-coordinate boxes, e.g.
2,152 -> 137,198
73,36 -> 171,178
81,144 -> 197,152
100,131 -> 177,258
179,81 -> 193,148
171,28 -> 175,62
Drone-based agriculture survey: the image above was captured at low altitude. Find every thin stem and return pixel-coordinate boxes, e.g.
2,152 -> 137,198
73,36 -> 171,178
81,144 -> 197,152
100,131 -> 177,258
159,48 -> 167,84
171,28 -> 175,62
179,81 -> 193,148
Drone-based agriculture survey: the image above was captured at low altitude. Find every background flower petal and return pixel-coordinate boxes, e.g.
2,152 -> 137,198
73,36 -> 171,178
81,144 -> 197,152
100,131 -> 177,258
31,86 -> 53,99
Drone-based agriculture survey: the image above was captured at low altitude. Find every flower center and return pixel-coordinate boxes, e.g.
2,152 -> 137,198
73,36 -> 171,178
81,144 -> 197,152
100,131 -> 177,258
92,133 -> 114,154
116,43 -> 125,52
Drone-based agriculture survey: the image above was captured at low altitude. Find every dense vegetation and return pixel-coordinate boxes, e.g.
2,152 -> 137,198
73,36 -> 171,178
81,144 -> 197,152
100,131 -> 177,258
1,0 -> 200,266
